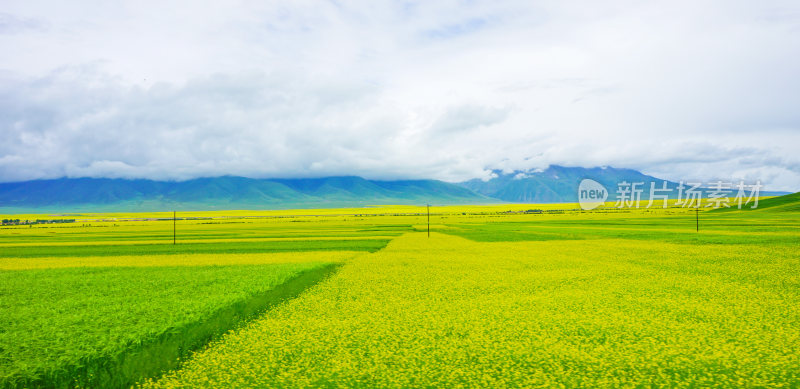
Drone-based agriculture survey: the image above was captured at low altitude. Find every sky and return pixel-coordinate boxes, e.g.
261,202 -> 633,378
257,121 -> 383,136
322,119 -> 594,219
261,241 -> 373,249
1,1 -> 799,190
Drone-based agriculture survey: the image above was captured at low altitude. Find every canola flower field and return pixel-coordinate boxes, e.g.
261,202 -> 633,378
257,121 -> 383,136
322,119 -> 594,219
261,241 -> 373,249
1,199 -> 799,388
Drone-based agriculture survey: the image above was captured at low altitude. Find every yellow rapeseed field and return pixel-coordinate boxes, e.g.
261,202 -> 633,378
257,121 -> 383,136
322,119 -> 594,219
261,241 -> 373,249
143,232 -> 800,388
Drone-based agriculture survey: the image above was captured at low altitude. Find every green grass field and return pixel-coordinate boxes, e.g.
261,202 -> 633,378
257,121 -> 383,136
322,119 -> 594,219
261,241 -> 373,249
1,200 -> 798,387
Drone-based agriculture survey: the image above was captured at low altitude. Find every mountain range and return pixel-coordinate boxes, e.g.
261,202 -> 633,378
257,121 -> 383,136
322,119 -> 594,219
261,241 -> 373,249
461,166 -> 665,203
0,176 -> 490,212
0,166 -> 790,212
463,166 -> 788,203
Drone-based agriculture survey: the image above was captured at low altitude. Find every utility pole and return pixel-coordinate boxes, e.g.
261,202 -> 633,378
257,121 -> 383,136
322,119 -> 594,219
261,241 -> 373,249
173,211 -> 176,245
427,204 -> 430,238
695,206 -> 699,232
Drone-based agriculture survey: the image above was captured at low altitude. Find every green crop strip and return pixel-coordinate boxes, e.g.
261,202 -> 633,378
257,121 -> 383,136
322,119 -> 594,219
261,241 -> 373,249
0,239 -> 389,258
0,263 -> 341,388
440,212 -> 800,245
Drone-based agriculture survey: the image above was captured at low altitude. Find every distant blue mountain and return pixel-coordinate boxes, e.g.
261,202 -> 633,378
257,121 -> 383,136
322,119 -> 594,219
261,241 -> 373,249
458,165 -> 789,203
0,167 -> 789,212
0,176 -> 491,212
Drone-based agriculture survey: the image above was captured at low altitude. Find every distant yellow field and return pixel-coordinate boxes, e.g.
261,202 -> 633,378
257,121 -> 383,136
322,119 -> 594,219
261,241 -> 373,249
0,198 -> 716,220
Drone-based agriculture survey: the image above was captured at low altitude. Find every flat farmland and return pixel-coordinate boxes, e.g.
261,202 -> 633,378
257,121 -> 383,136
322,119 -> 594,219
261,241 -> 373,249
1,203 -> 798,388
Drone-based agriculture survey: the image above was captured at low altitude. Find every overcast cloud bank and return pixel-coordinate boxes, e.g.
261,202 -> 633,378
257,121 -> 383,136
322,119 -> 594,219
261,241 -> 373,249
1,1 -> 799,190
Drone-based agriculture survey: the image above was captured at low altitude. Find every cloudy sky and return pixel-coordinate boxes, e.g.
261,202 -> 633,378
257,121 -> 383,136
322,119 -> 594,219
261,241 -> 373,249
1,1 -> 799,190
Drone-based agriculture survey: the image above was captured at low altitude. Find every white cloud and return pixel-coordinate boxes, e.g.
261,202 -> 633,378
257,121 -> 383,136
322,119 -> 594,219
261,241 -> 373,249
0,0 -> 799,190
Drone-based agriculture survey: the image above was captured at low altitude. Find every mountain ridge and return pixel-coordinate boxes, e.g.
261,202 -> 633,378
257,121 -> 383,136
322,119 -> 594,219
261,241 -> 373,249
0,176 -> 492,212
0,166 -> 791,213
460,165 -> 789,203
459,166 -> 669,203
